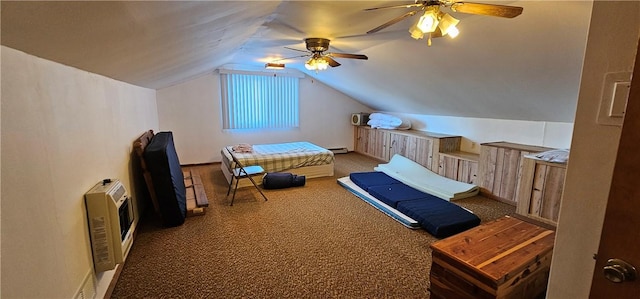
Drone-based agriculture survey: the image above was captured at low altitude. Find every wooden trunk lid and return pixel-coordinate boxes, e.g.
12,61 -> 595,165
430,216 -> 555,293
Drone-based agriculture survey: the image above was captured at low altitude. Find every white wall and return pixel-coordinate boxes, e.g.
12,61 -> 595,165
156,69 -> 577,165
1,46 -> 158,298
547,1 -> 640,298
157,71 -> 373,164
391,113 -> 573,153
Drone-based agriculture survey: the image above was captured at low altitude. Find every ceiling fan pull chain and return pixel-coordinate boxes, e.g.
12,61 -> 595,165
428,33 -> 433,46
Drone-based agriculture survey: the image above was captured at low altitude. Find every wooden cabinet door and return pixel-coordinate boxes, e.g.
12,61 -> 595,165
478,145 -> 498,194
388,132 -> 410,159
438,155 -> 458,179
438,155 -> 479,184
410,136 -> 434,170
354,126 -> 367,153
458,160 -> 478,184
390,133 -> 439,171
353,126 -> 387,161
531,164 -> 565,222
366,128 -> 387,161
498,148 -> 525,203
516,158 -> 566,226
478,143 -> 545,204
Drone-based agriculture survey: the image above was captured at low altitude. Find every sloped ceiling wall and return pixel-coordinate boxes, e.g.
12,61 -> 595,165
1,1 -> 593,122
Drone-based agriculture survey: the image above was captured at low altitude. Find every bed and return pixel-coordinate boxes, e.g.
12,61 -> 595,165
220,141 -> 335,187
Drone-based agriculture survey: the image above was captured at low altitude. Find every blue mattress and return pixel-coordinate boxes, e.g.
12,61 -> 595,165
144,131 -> 186,227
349,172 -> 402,192
341,171 -> 481,238
367,184 -> 434,208
396,199 -> 481,238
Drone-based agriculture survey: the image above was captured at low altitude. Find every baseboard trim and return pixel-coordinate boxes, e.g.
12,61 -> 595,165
479,191 -> 517,206
181,162 -> 219,167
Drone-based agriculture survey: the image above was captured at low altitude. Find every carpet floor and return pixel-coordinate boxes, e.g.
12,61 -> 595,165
110,152 -> 515,298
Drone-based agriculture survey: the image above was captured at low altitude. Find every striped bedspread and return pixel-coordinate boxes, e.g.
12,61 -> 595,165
221,141 -> 334,173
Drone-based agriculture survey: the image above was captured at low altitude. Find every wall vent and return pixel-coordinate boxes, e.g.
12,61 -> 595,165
329,147 -> 348,154
74,270 -> 96,299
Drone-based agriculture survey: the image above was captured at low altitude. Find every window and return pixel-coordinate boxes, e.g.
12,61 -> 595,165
220,70 -> 300,130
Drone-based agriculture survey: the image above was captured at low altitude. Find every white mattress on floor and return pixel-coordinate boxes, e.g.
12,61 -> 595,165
374,154 -> 479,201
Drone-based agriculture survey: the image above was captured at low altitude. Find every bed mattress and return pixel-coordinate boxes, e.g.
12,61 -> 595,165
144,132 -> 186,227
222,141 -> 334,173
337,177 -> 420,229
368,184 -> 434,208
220,142 -> 334,189
339,170 -> 481,238
374,154 -> 479,201
349,171 -> 402,192
396,199 -> 480,238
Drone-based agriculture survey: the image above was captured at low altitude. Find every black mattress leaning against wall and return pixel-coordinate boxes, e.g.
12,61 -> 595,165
143,131 -> 187,227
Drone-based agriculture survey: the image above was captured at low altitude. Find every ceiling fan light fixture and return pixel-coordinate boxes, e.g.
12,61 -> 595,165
304,57 -> 329,71
438,13 -> 460,37
409,24 -> 425,40
366,1 -> 523,44
416,8 -> 439,33
447,26 -> 460,38
265,62 -> 285,69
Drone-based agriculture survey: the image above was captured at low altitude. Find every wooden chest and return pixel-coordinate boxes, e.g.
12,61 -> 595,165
429,216 -> 555,299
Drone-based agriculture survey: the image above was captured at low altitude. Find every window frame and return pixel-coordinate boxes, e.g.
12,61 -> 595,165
219,68 -> 303,131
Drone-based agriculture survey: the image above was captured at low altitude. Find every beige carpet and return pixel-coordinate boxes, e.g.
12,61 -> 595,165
111,152 -> 515,298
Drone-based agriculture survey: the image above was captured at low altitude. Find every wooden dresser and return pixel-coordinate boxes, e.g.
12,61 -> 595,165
353,126 -> 460,172
438,151 -> 480,185
477,142 -> 553,205
515,156 -> 567,227
429,216 -> 555,299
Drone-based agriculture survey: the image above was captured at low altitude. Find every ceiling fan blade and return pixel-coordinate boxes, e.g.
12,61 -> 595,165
284,46 -> 310,53
271,54 -> 310,62
367,10 -> 419,34
451,2 -> 523,18
330,53 -> 369,60
364,3 -> 424,11
323,56 -> 341,67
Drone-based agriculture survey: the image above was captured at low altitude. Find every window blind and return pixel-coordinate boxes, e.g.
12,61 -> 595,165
220,73 -> 299,130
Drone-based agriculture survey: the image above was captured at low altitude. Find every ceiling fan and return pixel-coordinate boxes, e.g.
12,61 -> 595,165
365,0 -> 523,44
268,38 -> 368,71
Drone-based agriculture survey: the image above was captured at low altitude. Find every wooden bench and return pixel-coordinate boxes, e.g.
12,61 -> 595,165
183,170 -> 208,216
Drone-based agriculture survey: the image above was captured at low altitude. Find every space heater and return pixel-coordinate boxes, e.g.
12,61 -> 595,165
85,179 -> 135,272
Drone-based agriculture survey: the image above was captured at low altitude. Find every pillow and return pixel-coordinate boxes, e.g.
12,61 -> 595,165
534,149 -> 569,163
367,113 -> 411,130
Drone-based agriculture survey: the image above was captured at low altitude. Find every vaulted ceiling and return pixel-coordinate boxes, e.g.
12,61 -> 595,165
1,1 -> 593,122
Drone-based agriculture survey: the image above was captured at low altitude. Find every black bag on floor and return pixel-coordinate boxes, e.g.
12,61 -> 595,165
262,172 -> 306,189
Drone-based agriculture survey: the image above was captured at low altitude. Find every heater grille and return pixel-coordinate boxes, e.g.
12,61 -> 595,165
74,270 -> 96,299
85,179 -> 135,272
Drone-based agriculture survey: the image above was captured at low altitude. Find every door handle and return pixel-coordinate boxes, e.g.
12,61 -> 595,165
603,258 -> 637,283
